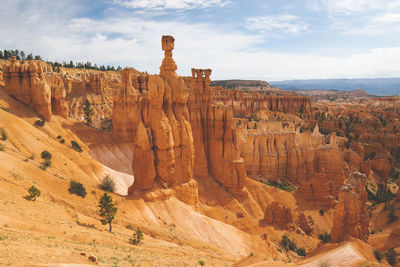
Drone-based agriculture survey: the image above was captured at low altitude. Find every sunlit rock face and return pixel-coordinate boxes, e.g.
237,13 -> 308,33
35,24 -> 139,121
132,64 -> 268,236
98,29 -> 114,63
113,36 -> 195,195
331,172 -> 369,243
3,56 -> 68,120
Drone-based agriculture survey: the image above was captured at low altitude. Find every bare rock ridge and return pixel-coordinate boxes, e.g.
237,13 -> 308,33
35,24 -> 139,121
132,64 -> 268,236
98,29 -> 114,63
2,56 -> 68,120
213,89 -> 312,116
331,171 -> 369,242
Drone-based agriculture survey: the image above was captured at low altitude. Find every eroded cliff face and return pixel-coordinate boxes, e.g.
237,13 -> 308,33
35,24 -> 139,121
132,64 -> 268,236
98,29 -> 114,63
113,36 -> 195,194
213,89 -> 312,117
2,57 -> 68,120
238,121 -> 346,205
187,69 -> 247,196
331,172 -> 369,242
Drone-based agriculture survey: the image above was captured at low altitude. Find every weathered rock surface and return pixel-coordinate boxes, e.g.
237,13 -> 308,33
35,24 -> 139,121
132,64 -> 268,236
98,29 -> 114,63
297,212 -> 314,235
238,123 -> 346,205
187,69 -> 247,196
212,88 -> 312,116
331,172 -> 369,242
2,57 -> 68,120
114,36 -> 195,194
264,201 -> 293,228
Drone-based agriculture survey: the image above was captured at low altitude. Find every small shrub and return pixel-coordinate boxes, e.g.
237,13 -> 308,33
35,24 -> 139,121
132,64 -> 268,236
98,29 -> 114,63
319,232 -> 331,243
129,228 -> 144,245
60,139 -> 65,144
319,209 -> 324,216
0,127 -> 7,141
281,234 -> 297,252
100,174 -> 116,193
57,135 -> 62,139
0,144 -> 5,151
68,180 -> 87,198
43,159 -> 51,168
266,180 -> 297,192
374,249 -> 383,262
35,118 -> 45,127
41,150 -> 52,160
198,260 -> 205,266
27,186 -> 41,201
39,165 -> 47,171
385,248 -> 398,266
71,140 -> 82,152
296,247 -> 306,257
126,224 -> 134,230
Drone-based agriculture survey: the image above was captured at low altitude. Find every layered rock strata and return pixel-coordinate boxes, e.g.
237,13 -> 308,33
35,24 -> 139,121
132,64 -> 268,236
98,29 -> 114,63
238,122 -> 346,205
2,57 -> 68,120
212,88 -> 312,116
187,68 -> 247,196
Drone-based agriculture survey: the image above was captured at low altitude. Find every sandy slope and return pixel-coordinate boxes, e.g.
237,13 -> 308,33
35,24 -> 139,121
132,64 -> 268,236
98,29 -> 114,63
0,87 -> 260,265
300,243 -> 364,267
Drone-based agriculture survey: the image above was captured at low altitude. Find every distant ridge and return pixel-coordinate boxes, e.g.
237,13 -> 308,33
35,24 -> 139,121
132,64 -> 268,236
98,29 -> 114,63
211,79 -> 272,90
270,78 -> 400,96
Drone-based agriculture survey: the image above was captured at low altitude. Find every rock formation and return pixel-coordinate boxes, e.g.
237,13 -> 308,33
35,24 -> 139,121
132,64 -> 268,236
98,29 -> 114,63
212,88 -> 312,116
187,68 -> 247,196
113,36 -> 195,193
238,122 -> 346,205
297,213 -> 314,235
264,201 -> 293,228
331,172 -> 369,242
2,57 -> 68,120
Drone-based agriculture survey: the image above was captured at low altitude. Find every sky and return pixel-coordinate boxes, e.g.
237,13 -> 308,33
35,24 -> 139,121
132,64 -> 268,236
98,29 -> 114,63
2,0 -> 400,81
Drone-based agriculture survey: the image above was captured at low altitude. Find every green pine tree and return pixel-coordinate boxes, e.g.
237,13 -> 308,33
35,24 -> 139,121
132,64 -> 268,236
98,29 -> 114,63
98,193 -> 118,232
83,99 -> 93,126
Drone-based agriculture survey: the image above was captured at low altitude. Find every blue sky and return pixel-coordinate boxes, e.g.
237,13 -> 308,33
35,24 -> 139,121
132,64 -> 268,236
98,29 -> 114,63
2,0 -> 400,81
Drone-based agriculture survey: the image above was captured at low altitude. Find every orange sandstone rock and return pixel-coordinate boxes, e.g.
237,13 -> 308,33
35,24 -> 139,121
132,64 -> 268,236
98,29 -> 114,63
188,68 -> 247,196
264,201 -> 293,228
2,57 -> 68,120
115,36 -> 194,192
331,171 -> 369,243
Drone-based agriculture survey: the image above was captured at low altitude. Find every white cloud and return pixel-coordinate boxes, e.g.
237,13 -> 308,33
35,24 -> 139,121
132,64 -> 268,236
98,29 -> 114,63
372,13 -> 400,23
115,0 -> 231,10
2,0 -> 400,82
245,15 -> 310,36
313,0 -> 400,15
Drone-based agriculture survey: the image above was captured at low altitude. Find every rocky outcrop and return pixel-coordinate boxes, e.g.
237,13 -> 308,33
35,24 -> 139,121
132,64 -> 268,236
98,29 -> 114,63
87,73 -> 104,94
331,172 -> 369,242
2,57 -> 68,120
297,213 -> 314,235
113,36 -> 195,193
264,201 -> 293,228
188,69 -> 247,196
238,123 -> 346,205
212,88 -> 312,116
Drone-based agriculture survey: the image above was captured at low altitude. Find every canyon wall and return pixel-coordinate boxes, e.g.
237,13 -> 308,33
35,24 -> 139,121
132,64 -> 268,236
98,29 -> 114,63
187,69 -> 247,196
2,57 -> 68,120
212,88 -> 312,116
238,122 -> 347,205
